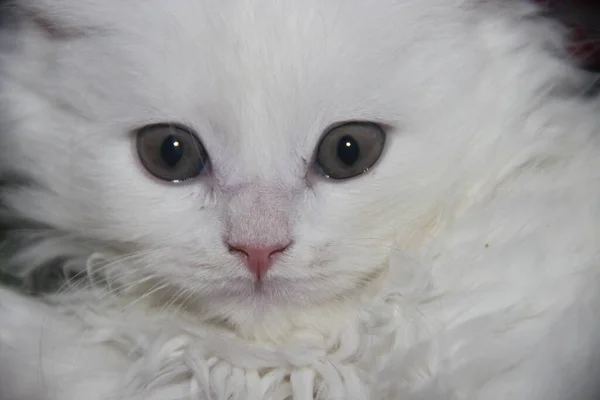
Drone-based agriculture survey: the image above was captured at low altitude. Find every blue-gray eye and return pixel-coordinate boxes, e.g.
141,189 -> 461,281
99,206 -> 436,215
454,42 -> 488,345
136,123 -> 209,182
315,122 -> 385,179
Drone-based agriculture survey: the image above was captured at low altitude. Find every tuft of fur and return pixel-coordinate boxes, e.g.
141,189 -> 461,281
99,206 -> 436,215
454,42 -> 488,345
2,0 -> 600,399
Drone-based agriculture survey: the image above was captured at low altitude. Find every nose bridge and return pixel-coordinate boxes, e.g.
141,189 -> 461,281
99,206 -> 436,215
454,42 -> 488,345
224,184 -> 294,246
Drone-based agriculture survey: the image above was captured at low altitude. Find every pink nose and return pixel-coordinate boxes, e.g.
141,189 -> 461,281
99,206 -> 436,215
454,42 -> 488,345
227,242 -> 291,279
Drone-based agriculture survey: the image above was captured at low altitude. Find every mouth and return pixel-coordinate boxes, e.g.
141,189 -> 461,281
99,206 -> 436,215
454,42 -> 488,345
252,280 -> 267,292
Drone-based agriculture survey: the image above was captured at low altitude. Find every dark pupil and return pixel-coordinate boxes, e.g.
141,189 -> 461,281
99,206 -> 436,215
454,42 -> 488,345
336,135 -> 360,166
160,135 -> 184,167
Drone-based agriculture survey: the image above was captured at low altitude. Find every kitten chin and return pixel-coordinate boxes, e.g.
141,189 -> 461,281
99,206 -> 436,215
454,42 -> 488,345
209,265 -> 393,342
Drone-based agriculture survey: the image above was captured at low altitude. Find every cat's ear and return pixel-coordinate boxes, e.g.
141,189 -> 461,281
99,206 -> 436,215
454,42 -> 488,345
8,0 -> 114,38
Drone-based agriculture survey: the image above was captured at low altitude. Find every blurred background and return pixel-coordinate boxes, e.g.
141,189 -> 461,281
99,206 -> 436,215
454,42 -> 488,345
540,0 -> 600,71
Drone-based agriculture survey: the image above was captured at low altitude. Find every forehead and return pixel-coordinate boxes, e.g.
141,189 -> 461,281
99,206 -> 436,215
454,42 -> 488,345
101,2 -> 411,102
62,0 -> 458,117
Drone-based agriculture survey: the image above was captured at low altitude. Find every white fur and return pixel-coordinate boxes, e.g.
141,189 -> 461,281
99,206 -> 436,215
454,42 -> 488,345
2,0 -> 600,399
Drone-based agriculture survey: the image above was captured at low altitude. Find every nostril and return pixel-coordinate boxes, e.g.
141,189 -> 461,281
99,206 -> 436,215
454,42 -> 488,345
226,242 -> 292,257
227,244 -> 249,257
268,242 -> 291,258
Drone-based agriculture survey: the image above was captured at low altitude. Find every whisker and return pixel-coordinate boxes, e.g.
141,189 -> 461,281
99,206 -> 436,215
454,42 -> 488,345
169,287 -> 197,318
159,287 -> 189,318
118,280 -> 170,312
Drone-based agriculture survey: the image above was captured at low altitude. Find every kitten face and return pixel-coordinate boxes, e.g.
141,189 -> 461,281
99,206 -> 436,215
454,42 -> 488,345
0,0 -> 538,321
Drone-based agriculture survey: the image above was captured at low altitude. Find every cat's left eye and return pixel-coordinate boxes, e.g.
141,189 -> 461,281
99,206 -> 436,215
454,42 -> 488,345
136,123 -> 209,182
314,122 -> 386,180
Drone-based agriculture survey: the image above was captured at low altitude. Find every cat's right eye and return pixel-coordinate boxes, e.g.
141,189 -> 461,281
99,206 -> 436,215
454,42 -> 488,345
136,123 -> 210,182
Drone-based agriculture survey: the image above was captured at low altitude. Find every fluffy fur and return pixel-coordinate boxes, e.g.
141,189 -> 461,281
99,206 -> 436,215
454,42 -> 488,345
1,0 -> 600,399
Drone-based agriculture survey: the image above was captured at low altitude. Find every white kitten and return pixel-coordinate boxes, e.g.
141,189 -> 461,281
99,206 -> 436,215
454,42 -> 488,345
2,0 -> 600,399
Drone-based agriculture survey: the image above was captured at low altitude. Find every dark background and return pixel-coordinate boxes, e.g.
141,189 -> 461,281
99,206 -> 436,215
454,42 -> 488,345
539,0 -> 600,71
